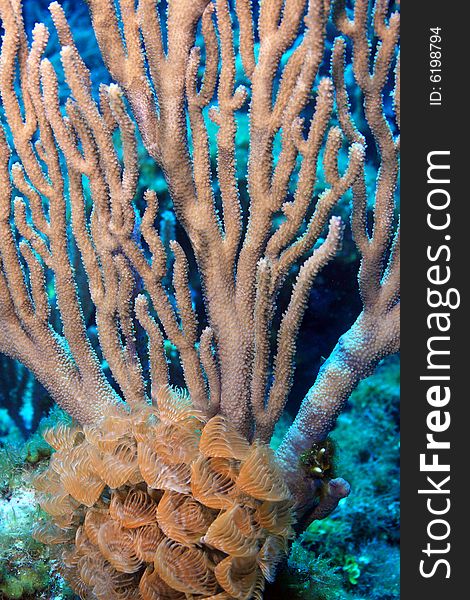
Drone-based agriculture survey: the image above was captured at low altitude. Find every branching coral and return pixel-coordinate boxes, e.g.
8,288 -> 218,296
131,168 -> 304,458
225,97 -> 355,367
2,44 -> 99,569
0,0 -> 399,596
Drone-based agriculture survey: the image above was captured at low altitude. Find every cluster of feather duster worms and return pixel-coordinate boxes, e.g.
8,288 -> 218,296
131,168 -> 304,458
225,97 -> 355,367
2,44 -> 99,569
33,388 -> 295,599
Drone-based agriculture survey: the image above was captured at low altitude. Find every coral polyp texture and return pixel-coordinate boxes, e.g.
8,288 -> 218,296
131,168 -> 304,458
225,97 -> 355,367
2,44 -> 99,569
0,0 -> 400,596
33,388 -> 294,599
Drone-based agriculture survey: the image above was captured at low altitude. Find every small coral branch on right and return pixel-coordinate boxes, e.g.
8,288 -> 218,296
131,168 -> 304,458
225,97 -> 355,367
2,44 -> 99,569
277,0 -> 400,521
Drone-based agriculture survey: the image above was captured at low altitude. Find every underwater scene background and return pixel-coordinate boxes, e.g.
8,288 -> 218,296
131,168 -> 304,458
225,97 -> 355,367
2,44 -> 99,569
0,0 -> 400,598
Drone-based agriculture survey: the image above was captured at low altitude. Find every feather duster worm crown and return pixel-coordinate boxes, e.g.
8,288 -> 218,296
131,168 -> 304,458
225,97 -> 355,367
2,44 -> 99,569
33,387 -> 295,599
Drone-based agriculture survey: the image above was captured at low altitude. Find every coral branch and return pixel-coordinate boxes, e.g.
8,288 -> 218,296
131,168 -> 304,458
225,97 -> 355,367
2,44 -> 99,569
277,0 -> 400,519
